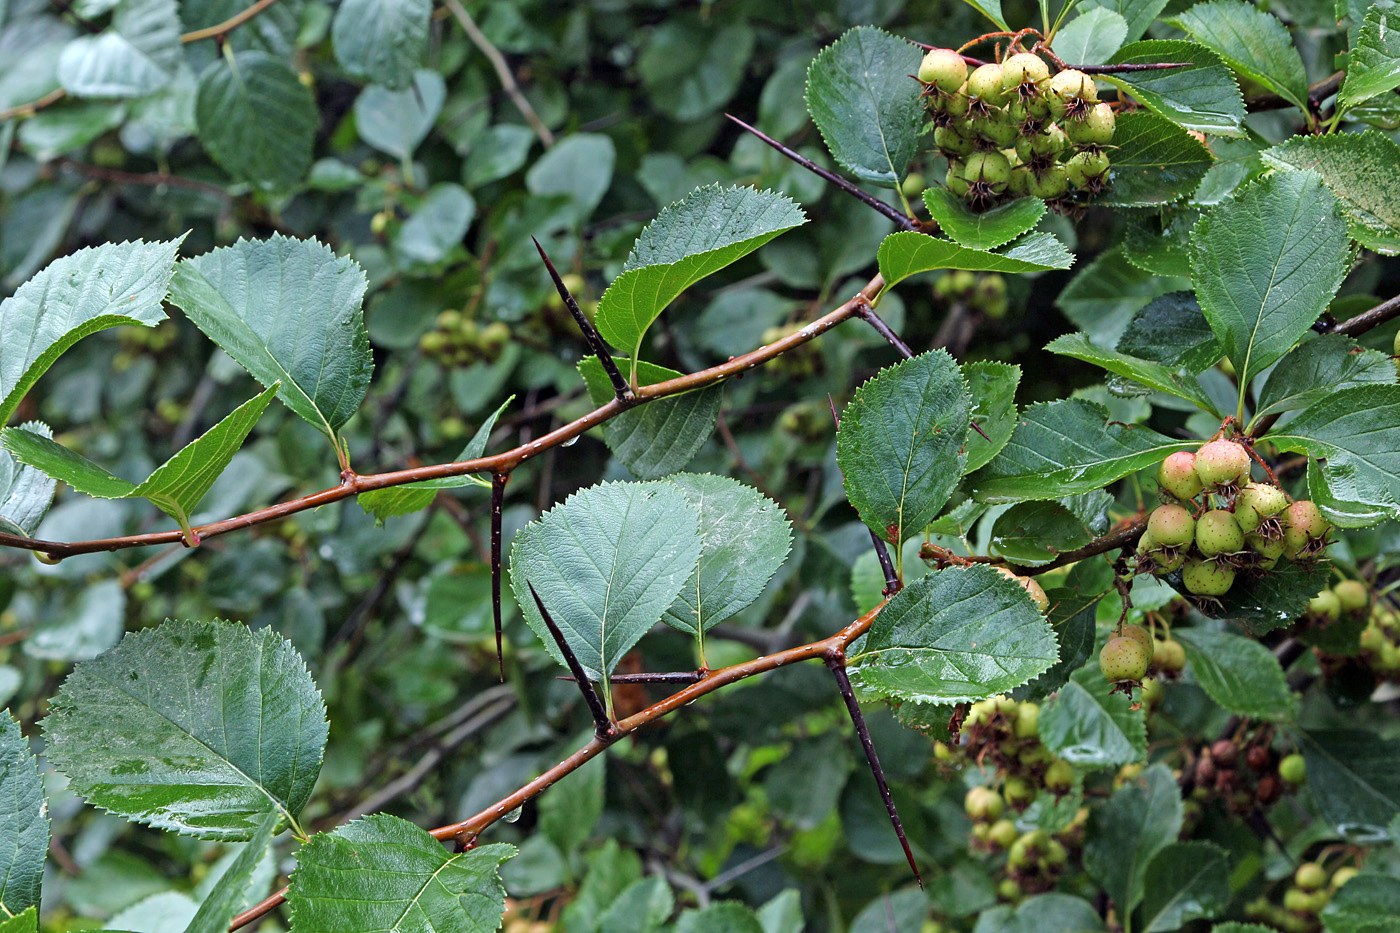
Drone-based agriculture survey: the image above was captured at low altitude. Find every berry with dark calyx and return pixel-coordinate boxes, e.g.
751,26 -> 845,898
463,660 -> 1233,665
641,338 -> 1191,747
943,88 -> 972,118
919,47 -> 968,94
1196,509 -> 1244,558
971,111 -> 1019,148
1041,837 -> 1068,869
1147,504 -> 1196,548
966,63 -> 1009,110
1308,589 -> 1341,622
965,786 -> 1005,821
962,150 -> 1012,205
935,125 -> 976,158
987,818 -> 1019,849
1026,165 -> 1068,200
974,275 -> 1009,317
1047,68 -> 1097,120
1234,482 -> 1288,535
1063,102 -> 1115,147
1282,500 -> 1331,559
1334,580 -> 1369,613
1044,759 -> 1074,792
1101,635 -> 1151,682
1007,165 -> 1031,197
1001,52 -> 1050,92
1159,451 -> 1204,500
998,878 -> 1023,902
1184,558 -> 1235,596
1279,752 -> 1306,786
1064,150 -> 1110,192
1007,830 -> 1043,868
1031,122 -> 1068,158
1295,863 -> 1327,891
1245,532 -> 1285,569
1195,439 -> 1251,493
1003,775 -> 1034,807
946,161 -> 971,197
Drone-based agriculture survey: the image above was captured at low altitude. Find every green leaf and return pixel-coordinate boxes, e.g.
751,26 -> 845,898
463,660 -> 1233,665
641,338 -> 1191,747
57,0 -> 181,98
1054,9 -> 1129,67
1102,40 -> 1245,137
1140,841 -> 1230,932
331,0 -> 429,90
394,183 -> 476,266
1252,335 -> 1395,424
637,18 -> 756,123
1,384 -> 278,535
1039,666 -> 1147,769
970,894 -> 1104,933
1046,333 -> 1217,412
1168,0 -> 1310,113
804,26 -> 923,187
877,231 -> 1075,291
659,474 -> 792,636
1016,590 -> 1099,702
1266,386 -> 1400,527
1322,873 -> 1400,933
1081,0 -> 1171,43
677,903 -> 766,933
989,491 -> 1111,566
1261,132 -> 1400,256
963,361 -> 1021,472
0,711 -> 47,917
510,481 -> 702,681
1207,559 -> 1331,635
0,236 -> 181,426
168,234 -> 373,446
849,564 -> 1059,704
354,70 -> 446,161
1174,628 -> 1296,721
0,422 -> 56,537
1338,6 -> 1400,116
42,619 -> 327,840
288,815 -> 514,932
183,815 -> 277,933
1301,729 -> 1400,841
594,185 -> 805,359
1084,763 -> 1184,917
596,876 -> 675,933
837,350 -> 971,545
525,134 -> 616,228
0,908 -> 36,933
1100,110 -> 1214,207
1115,292 -> 1221,373
1123,210 -> 1199,278
956,0 -> 1009,30
921,190 -> 1046,251
356,397 -> 508,523
1190,171 -> 1349,398
969,398 -> 1195,502
579,357 -> 723,480
195,51 -> 316,190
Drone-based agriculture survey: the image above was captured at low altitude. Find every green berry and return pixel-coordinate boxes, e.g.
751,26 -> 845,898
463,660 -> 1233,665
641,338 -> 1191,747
1013,702 -> 1039,739
1334,580 -> 1370,613
1003,775 -> 1034,807
1279,753 -> 1306,786
1295,863 -> 1327,891
1283,887 -> 1313,914
987,818 -> 1019,848
1331,867 -> 1358,890
965,786 -> 1005,821
1041,838 -> 1067,869
1101,635 -> 1151,682
1309,589 -> 1341,621
1027,165 -> 1068,199
1147,504 -> 1196,548
1183,558 -> 1235,596
1007,165 -> 1031,196
1064,101 -> 1115,146
1195,439 -> 1250,490
1234,482 -> 1288,534
1154,639 -> 1186,674
1245,531 -> 1285,566
946,162 -> 970,196
1064,149 -> 1110,189
964,150 -> 1011,189
972,111 -> 1019,148
1029,123 -> 1068,158
943,89 -> 972,118
1196,509 -> 1244,557
935,125 -> 976,157
995,566 -> 1049,611
1282,500 -> 1330,559
1044,759 -> 1074,791
919,48 -> 968,93
1121,623 -> 1155,656
1001,52 -> 1050,90
966,63 -> 1009,107
1047,69 -> 1096,119
1159,451 -> 1204,500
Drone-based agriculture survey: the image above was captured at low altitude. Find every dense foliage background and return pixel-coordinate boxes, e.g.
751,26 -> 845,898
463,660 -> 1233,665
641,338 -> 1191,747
3,0 -> 1400,931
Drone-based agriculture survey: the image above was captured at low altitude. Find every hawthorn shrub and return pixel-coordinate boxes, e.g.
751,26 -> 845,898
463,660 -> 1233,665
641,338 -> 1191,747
1,1 -> 1400,932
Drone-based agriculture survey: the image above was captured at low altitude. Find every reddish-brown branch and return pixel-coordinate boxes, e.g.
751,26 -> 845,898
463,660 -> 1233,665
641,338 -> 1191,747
229,601 -> 888,930
3,278 -> 882,560
180,0 -> 280,42
1016,515 -> 1148,576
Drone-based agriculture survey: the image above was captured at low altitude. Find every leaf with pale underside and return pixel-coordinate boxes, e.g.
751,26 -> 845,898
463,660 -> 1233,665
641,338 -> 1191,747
595,185 -> 805,361
849,564 -> 1058,705
168,234 -> 373,446
57,0 -> 181,99
1261,132 -> 1400,256
579,358 -> 722,480
660,474 -> 792,636
837,350 -> 971,545
1046,333 -> 1217,413
510,481 -> 702,682
877,231 -> 1074,292
42,619 -> 327,840
0,422 -> 56,538
183,815 -> 277,933
0,236 -> 182,426
287,814 -> 514,932
0,711 -> 47,918
331,0 -> 429,90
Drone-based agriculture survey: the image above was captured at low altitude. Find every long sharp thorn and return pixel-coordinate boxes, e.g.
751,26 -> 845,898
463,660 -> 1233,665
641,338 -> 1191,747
526,580 -> 614,738
856,301 -> 914,359
532,236 -> 630,401
971,420 -> 991,441
724,113 -> 917,232
491,472 -> 509,681
827,656 -> 923,888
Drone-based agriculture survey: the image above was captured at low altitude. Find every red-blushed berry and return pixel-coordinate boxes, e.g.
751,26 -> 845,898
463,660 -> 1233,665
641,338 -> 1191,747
1196,509 -> 1244,557
1234,482 -> 1288,535
995,566 -> 1050,611
1121,623 -> 1154,656
1158,451 -> 1204,500
1147,504 -> 1195,548
1194,438 -> 1250,491
1334,580 -> 1369,613
919,47 -> 968,94
1101,635 -> 1151,682
1282,499 -> 1331,559
1183,558 -> 1235,596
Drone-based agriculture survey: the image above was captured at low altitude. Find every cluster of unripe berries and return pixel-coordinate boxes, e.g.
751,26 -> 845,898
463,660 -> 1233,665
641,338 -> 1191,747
1245,860 -> 1357,933
917,48 -> 1114,207
932,271 -> 1008,318
1099,623 -> 1185,686
417,309 -> 511,367
1184,735 -> 1305,817
1139,439 -> 1331,599
962,782 -> 1084,900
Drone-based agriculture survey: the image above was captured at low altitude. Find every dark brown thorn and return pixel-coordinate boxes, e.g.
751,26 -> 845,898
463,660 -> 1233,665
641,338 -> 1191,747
724,113 -> 917,232
559,670 -> 706,685
532,236 -> 631,401
491,472 -> 509,681
855,298 -> 914,358
826,654 -> 922,888
526,580 -> 615,738
970,420 -> 991,442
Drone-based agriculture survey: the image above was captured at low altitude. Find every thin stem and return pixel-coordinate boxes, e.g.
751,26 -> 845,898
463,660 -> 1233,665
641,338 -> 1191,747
0,87 -> 65,122
180,0 -> 281,42
826,654 -> 923,888
1017,515 -> 1148,576
2,278 -> 884,559
526,581 -> 615,738
491,472 -> 509,681
724,114 -> 917,231
532,236 -> 629,400
561,671 -> 706,684
443,0 -> 555,148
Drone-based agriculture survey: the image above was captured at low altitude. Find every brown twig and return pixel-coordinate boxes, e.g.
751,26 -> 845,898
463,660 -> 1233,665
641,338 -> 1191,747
1246,71 -> 1344,114
180,0 -> 282,42
1,279 -> 884,560
1326,292 -> 1400,339
1017,515 -> 1148,576
854,296 -> 915,358
54,158 -> 232,199
0,88 -> 66,122
443,0 -> 554,148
